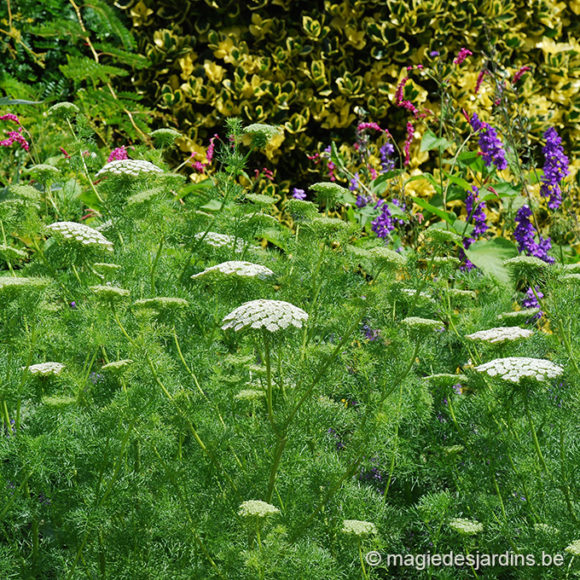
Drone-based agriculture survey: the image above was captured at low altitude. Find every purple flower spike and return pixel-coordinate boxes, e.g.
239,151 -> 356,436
470,113 -> 508,171
513,205 -> 554,263
371,200 -> 395,239
540,128 -> 569,210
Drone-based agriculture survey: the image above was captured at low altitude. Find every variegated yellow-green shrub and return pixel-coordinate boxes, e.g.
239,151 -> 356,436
117,0 -> 579,197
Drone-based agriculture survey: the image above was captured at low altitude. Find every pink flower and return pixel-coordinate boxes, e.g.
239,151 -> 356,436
107,146 -> 129,162
357,122 -> 383,133
0,114 -> 20,124
453,48 -> 472,66
474,70 -> 488,94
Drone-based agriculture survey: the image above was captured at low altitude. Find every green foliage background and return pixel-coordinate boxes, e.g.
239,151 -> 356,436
117,0 -> 579,191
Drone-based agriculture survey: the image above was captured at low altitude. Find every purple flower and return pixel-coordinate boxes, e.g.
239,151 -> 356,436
356,194 -> 370,208
349,173 -> 360,192
460,186 -> 488,270
70,301 -> 77,309
292,187 -> 306,200
513,205 -> 554,263
362,323 -> 380,341
380,141 -> 395,173
430,50 -> 440,57
470,113 -> 508,171
522,286 -> 544,320
540,128 -> 569,210
371,200 -> 395,239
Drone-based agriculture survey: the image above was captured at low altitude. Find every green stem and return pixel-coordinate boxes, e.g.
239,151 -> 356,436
523,393 -> 548,473
150,236 -> 164,293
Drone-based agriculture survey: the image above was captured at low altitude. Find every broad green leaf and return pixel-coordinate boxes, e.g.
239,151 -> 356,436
465,238 -> 518,288
420,129 -> 453,152
491,182 -> 520,197
412,197 -> 456,224
443,172 -> 471,190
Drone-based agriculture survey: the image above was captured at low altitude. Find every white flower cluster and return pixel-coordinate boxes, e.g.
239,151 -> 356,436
465,326 -> 533,344
234,389 -> 265,401
474,357 -> 563,383
0,244 -> 27,260
23,362 -> 65,376
559,273 -> 580,284
90,285 -> 130,300
446,288 -> 476,300
95,159 -> 163,179
195,232 -> 245,253
366,246 -> 406,268
504,255 -> 549,271
191,261 -> 274,280
565,539 -> 580,557
497,309 -> 540,322
102,359 -> 134,372
400,288 -> 436,303
402,317 -> 444,332
238,500 -> 280,518
449,518 -> 483,535
133,297 -> 189,309
47,222 -> 113,252
341,519 -> 378,537
0,277 -> 49,291
222,299 -> 308,332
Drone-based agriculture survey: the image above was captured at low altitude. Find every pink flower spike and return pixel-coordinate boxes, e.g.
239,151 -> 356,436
474,70 -> 487,94
0,114 -> 21,124
357,122 -> 383,133
395,77 -> 409,105
59,147 -> 71,159
461,109 -> 471,123
107,146 -> 129,163
453,47 -> 472,66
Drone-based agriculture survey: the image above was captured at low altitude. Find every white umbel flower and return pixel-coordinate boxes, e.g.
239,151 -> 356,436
47,222 -> 113,252
474,357 -> 563,383
341,519 -> 378,538
222,299 -> 308,332
238,500 -> 280,518
565,539 -> 580,557
402,317 -> 444,332
465,326 -> 533,344
191,261 -> 274,280
195,232 -> 245,253
90,284 -> 130,300
24,362 -> 65,376
497,309 -> 540,322
102,359 -> 134,372
95,159 -> 163,178
449,518 -> 483,535
133,297 -> 189,310
400,288 -> 436,303
0,277 -> 49,291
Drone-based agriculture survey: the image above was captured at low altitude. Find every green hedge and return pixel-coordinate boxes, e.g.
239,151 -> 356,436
118,0 -> 579,191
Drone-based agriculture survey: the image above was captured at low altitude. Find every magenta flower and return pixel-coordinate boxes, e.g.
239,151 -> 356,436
107,146 -> 129,162
453,48 -> 473,65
